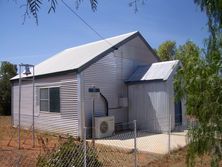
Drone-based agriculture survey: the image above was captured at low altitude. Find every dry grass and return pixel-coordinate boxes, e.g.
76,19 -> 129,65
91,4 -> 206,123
142,146 -> 222,167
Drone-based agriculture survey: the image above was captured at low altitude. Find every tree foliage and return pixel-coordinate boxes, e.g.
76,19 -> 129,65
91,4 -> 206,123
23,0 -> 98,24
18,0 -> 146,24
174,1 -> 222,166
156,40 -> 176,61
175,42 -> 222,166
194,0 -> 222,64
0,61 -> 17,115
194,0 -> 222,26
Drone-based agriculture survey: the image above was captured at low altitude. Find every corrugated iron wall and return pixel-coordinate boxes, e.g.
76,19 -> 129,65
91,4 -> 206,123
12,72 -> 80,136
128,81 -> 171,132
11,36 -> 159,136
81,36 -> 158,128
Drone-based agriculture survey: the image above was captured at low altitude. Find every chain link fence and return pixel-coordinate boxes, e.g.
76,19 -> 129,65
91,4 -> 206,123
86,121 -> 137,167
37,121 -> 137,167
0,116 -> 189,167
36,120 -> 187,167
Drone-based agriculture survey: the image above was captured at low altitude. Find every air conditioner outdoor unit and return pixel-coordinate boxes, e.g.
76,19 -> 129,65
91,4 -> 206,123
95,116 -> 115,139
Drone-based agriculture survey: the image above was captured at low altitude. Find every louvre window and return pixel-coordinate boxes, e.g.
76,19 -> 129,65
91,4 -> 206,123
40,87 -> 60,112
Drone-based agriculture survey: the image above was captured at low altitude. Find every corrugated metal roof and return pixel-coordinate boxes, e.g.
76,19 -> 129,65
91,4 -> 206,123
11,31 -> 139,80
126,60 -> 180,82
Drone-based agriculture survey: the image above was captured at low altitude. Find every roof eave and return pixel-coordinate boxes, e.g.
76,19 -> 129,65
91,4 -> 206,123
10,69 -> 78,82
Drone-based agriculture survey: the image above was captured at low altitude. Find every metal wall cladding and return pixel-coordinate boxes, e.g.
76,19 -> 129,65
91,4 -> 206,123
12,84 -> 35,116
128,60 -> 186,133
166,75 -> 175,130
166,73 -> 187,129
81,36 -> 158,128
11,35 -> 159,136
12,72 -> 79,136
128,81 -> 171,133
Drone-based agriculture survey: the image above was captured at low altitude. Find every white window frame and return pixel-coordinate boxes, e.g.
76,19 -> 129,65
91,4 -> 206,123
39,86 -> 60,113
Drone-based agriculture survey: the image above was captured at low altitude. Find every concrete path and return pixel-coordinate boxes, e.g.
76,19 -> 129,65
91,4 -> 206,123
95,131 -> 187,154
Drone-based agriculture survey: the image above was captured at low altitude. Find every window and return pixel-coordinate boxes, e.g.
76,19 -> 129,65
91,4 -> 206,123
40,87 -> 60,112
40,88 -> 49,111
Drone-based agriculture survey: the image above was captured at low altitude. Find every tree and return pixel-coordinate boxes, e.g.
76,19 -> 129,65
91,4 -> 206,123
175,43 -> 222,167
174,41 -> 202,107
156,40 -> 176,61
194,0 -> 222,26
174,1 -> 222,166
0,61 -> 17,115
194,0 -> 222,65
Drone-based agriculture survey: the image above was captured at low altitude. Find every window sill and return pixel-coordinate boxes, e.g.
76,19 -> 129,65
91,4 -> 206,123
39,111 -> 61,115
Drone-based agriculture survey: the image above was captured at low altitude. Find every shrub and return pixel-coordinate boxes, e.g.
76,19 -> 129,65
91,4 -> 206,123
37,136 -> 102,167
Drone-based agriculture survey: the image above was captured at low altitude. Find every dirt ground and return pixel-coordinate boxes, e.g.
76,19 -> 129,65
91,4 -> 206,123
0,116 -> 61,167
0,116 -> 221,167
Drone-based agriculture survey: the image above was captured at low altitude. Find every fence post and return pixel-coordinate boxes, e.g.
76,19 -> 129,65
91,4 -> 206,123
168,112 -> 171,153
32,66 -> 35,148
133,120 -> 137,167
18,65 -> 21,149
83,127 -> 87,167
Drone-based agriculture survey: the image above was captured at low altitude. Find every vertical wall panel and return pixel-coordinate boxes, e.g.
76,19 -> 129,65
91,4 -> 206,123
128,82 -> 170,132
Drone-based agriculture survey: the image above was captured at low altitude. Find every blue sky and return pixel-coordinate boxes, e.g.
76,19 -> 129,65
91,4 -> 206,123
0,0 -> 208,65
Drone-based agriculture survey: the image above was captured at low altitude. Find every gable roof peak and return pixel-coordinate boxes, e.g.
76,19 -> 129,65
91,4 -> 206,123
11,31 -> 157,80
